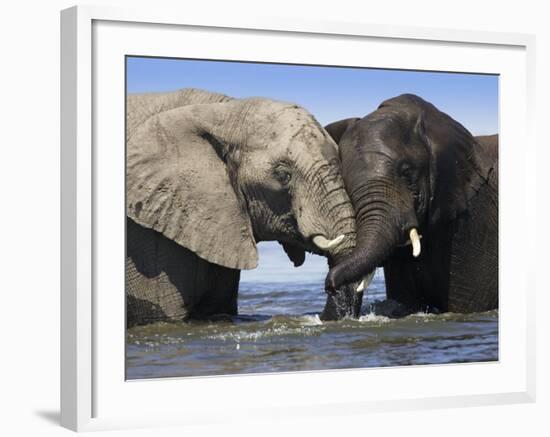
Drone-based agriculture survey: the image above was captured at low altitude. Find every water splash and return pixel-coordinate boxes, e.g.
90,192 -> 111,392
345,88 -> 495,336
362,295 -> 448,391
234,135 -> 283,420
358,312 -> 391,323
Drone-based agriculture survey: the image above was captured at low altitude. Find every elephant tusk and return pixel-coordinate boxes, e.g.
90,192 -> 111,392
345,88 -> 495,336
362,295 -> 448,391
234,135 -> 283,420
356,270 -> 375,293
410,228 -> 421,258
312,234 -> 345,251
401,234 -> 422,247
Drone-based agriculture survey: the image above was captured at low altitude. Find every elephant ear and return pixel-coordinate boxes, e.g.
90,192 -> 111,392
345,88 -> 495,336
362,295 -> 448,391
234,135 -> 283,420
324,118 -> 360,144
126,104 -> 258,270
127,88 -> 233,142
414,99 -> 495,223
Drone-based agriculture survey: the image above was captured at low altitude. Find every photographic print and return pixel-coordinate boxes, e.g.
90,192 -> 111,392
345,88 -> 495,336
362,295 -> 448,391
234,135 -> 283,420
125,57 -> 498,379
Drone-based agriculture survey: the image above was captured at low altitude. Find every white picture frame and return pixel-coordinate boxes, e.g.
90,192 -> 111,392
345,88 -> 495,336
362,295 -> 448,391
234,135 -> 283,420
60,5 -> 536,432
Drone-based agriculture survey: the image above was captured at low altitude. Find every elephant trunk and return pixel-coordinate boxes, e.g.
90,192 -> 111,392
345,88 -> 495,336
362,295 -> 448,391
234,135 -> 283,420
320,244 -> 364,321
312,172 -> 363,321
325,222 -> 398,292
299,156 -> 357,260
325,178 -> 415,292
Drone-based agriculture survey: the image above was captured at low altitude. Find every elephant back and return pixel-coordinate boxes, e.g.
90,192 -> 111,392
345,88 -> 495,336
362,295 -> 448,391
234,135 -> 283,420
475,134 -> 499,165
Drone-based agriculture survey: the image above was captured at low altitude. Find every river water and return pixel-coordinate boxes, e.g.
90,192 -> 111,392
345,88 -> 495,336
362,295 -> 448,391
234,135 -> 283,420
126,243 -> 498,379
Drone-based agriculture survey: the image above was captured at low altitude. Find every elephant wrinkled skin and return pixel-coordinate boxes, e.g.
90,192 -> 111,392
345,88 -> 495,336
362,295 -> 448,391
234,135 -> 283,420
325,94 -> 498,314
126,88 -> 359,326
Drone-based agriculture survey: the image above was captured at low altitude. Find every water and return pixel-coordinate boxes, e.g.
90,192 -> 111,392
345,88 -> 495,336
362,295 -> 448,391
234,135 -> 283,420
126,243 -> 498,379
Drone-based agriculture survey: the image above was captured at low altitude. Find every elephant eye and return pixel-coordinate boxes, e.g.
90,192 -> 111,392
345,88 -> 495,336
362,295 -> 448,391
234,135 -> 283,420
274,166 -> 292,187
278,170 -> 292,186
399,161 -> 416,183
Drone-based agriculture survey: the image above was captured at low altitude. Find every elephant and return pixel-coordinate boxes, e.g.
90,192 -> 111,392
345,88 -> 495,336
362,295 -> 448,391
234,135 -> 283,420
324,94 -> 498,314
126,88 -> 360,326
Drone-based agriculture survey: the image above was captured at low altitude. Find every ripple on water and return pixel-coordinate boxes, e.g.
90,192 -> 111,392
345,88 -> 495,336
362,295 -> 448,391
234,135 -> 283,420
126,278 -> 498,379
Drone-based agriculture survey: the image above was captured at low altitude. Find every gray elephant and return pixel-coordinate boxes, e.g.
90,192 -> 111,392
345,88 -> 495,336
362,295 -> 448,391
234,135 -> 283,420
324,94 -> 498,314
126,88 -> 360,326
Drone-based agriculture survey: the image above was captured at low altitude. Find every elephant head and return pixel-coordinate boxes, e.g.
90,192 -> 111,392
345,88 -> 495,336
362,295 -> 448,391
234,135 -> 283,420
127,88 -> 357,286
324,94 -> 494,292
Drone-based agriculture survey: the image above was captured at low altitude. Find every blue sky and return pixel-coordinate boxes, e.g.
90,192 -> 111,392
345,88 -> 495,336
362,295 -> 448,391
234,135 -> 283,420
127,56 -> 498,136
126,57 -> 499,282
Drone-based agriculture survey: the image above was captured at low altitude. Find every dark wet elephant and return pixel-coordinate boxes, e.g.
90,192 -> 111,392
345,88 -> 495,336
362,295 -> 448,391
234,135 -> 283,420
324,94 -> 498,313
126,88 -> 361,326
